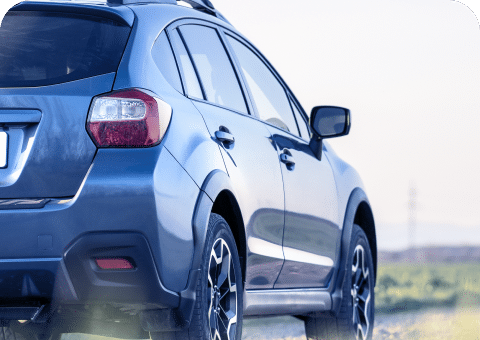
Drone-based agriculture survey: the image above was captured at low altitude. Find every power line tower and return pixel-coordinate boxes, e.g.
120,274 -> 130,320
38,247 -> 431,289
408,182 -> 417,249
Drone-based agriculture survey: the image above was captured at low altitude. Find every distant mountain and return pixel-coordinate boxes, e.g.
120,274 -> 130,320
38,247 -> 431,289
378,245 -> 480,264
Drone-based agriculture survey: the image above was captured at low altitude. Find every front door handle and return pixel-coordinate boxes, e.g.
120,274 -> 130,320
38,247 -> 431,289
215,130 -> 235,145
280,153 -> 295,166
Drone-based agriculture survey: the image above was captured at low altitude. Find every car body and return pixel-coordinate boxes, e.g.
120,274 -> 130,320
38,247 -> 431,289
0,1 -> 377,339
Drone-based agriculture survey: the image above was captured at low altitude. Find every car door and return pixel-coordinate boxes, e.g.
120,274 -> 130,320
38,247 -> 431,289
225,33 -> 341,289
167,21 -> 286,290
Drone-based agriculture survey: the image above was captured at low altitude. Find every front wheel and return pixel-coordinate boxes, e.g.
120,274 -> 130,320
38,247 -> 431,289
304,224 -> 375,340
151,213 -> 243,340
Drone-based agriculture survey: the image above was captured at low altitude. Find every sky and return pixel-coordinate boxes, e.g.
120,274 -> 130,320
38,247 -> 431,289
213,0 -> 480,250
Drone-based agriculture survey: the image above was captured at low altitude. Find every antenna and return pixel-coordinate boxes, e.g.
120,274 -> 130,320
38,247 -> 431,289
408,181 -> 417,249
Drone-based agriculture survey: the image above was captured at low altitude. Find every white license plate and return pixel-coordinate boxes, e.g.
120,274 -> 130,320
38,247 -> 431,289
0,132 -> 7,168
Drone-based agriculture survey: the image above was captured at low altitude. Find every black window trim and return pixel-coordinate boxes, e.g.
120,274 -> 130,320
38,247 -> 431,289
177,26 -> 208,101
166,19 -> 252,117
288,94 -> 311,141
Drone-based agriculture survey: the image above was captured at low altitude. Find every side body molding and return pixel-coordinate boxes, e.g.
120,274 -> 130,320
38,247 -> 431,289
330,187 -> 372,314
191,169 -> 235,271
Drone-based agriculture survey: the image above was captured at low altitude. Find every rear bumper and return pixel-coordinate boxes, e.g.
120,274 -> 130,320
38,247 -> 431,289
0,232 -> 199,329
0,232 -> 179,310
0,146 -> 201,327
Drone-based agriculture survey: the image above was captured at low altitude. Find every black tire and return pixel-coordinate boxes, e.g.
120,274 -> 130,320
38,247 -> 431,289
304,224 -> 375,340
151,213 -> 243,340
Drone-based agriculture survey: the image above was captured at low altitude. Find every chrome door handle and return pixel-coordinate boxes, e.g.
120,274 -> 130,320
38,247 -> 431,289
280,153 -> 295,166
215,130 -> 235,144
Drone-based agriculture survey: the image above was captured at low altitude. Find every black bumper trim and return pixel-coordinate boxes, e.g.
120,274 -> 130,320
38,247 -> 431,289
63,232 -> 180,308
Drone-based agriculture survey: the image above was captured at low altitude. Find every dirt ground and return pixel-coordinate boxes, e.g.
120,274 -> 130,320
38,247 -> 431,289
61,306 -> 480,339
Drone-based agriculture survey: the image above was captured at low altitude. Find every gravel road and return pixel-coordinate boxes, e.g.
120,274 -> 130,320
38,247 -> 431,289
62,307 -> 480,340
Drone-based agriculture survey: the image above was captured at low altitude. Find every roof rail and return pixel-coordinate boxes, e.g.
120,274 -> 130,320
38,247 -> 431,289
180,0 -> 230,24
107,0 -> 230,24
107,0 -> 177,4
106,0 -> 230,24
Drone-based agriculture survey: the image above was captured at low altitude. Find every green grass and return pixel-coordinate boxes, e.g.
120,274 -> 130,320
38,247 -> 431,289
375,263 -> 480,313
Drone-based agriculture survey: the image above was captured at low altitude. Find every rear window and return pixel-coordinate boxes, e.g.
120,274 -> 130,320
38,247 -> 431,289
0,11 -> 131,88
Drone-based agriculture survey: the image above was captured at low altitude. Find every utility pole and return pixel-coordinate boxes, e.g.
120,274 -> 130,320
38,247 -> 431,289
408,182 -> 417,250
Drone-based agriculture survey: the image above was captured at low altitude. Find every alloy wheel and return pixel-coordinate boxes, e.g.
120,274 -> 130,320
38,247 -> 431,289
208,238 -> 238,340
351,244 -> 372,340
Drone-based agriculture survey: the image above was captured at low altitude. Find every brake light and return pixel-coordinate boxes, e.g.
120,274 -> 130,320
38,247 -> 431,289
87,89 -> 171,147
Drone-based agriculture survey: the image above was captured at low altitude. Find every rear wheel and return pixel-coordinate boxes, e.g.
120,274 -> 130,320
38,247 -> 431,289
304,224 -> 374,340
151,213 -> 243,340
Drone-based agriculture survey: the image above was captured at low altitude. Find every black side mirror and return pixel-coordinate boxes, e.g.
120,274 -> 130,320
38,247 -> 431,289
309,106 -> 351,160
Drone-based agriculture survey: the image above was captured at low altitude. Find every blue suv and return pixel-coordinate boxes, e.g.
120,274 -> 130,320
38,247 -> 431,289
0,1 -> 377,339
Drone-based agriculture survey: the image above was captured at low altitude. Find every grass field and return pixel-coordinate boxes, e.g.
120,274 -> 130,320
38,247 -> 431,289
375,262 -> 480,313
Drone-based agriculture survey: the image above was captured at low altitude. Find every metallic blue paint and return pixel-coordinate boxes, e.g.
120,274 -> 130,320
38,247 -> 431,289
0,1 -> 376,336
0,74 -> 114,198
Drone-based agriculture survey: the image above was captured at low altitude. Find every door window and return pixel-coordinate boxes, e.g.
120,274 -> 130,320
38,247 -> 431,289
226,35 -> 299,135
179,25 -> 247,114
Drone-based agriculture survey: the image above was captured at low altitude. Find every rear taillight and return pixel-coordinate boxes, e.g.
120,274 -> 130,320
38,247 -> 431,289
87,89 -> 171,147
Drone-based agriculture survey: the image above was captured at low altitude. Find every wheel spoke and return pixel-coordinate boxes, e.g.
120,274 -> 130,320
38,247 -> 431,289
210,309 -> 217,332
213,328 -> 222,340
227,314 -> 237,340
358,288 -> 369,302
351,244 -> 371,340
207,237 -> 238,340
218,312 -> 228,332
217,250 -> 231,288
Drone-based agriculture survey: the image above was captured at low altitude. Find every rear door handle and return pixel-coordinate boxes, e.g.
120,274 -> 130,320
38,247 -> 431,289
280,153 -> 295,166
215,130 -> 235,144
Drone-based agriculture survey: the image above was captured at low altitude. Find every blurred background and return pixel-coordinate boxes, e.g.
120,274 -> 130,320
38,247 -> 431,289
213,0 -> 480,251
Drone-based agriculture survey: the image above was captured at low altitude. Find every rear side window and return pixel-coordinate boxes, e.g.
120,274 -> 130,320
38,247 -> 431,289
0,11 -> 131,88
152,31 -> 183,93
170,29 -> 203,99
179,25 -> 247,114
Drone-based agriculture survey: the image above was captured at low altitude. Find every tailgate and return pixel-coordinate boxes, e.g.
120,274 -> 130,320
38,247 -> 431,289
0,74 -> 116,198
0,5 -> 132,199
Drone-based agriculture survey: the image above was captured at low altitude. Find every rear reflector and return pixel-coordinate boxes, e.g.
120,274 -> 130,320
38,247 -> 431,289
95,258 -> 135,270
87,89 -> 171,147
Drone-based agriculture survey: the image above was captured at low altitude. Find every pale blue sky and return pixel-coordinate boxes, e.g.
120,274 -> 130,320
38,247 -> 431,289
213,0 -> 480,249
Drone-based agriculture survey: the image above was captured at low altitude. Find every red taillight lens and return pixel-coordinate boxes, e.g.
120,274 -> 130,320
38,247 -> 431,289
95,258 -> 135,270
87,89 -> 171,147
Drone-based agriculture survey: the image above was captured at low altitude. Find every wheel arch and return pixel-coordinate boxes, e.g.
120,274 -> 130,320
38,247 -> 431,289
353,200 -> 377,282
211,190 -> 247,285
191,170 -> 246,283
331,187 -> 377,314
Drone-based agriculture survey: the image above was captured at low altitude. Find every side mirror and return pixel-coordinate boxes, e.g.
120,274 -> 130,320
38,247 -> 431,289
309,106 -> 351,160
